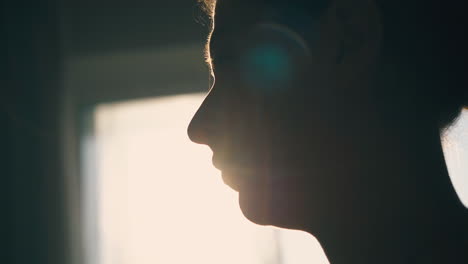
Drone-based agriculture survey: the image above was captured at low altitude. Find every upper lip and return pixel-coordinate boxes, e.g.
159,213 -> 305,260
212,153 -> 256,172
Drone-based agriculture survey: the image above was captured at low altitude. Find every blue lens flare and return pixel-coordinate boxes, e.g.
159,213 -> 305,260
242,44 -> 293,93
238,23 -> 314,94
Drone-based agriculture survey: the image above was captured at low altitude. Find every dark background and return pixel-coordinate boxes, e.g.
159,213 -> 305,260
2,1 -> 208,263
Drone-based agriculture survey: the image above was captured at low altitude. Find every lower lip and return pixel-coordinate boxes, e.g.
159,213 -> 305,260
221,169 -> 256,191
221,167 -> 273,192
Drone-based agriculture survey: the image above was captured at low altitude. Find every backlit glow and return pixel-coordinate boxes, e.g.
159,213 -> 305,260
84,93 -> 329,264
442,109 -> 468,207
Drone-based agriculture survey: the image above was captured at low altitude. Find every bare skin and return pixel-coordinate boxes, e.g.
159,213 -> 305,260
188,0 -> 468,263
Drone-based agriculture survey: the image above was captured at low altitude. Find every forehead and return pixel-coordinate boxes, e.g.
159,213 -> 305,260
212,0 -> 326,37
214,0 -> 267,32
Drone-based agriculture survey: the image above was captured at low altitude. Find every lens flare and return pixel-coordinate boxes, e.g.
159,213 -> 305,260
240,23 -> 311,94
242,44 -> 292,91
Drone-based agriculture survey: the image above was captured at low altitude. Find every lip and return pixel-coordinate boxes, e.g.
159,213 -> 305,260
212,152 -> 305,197
211,155 -> 223,171
221,168 -> 260,192
212,154 -> 259,191
221,171 -> 242,191
212,154 -> 252,170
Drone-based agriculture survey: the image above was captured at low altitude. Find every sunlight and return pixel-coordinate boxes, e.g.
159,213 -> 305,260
84,92 -> 468,264
442,109 -> 468,207
86,93 -> 328,264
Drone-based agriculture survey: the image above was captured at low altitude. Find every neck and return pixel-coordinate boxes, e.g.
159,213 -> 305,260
312,123 -> 468,264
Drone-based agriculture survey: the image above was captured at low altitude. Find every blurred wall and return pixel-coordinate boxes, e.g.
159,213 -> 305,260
61,0 -> 209,56
3,1 -> 209,263
3,1 -> 64,263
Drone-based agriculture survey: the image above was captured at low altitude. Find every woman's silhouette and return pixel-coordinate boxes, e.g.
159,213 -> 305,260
188,0 -> 468,263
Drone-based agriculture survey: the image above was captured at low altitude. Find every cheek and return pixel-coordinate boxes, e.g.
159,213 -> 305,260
234,96 -> 363,227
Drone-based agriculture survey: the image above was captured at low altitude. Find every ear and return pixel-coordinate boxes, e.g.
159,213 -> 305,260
330,0 -> 382,83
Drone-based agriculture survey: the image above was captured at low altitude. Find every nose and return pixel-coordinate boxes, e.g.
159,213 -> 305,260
187,92 -> 215,145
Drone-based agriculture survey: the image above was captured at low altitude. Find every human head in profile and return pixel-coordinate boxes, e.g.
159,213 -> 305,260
188,0 -> 468,263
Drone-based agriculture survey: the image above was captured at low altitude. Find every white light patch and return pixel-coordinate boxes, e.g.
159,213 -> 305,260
85,93 -> 328,264
442,109 -> 468,207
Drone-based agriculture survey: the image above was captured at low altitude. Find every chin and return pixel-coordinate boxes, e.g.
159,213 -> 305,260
237,186 -> 306,230
238,190 -> 272,226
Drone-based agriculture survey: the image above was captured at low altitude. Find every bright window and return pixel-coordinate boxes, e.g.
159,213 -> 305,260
81,93 -> 329,264
80,91 -> 468,264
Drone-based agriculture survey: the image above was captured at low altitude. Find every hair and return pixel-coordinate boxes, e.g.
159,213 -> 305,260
375,0 -> 468,130
198,0 -> 216,17
197,0 -> 216,77
199,0 -> 468,130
